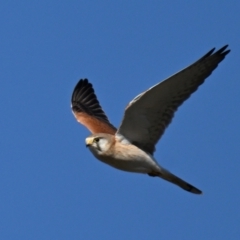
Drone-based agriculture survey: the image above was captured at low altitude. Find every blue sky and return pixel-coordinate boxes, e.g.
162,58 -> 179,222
0,1 -> 239,239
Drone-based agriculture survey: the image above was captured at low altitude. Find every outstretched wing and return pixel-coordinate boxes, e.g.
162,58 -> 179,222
71,79 -> 117,134
117,45 -> 230,154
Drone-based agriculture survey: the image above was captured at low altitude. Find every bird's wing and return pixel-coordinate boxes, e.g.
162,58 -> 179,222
116,45 -> 230,154
71,79 -> 117,134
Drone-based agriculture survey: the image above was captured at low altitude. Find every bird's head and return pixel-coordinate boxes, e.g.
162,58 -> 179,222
85,133 -> 114,156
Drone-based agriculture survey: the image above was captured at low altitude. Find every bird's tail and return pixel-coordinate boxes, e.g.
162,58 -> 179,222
158,168 -> 202,194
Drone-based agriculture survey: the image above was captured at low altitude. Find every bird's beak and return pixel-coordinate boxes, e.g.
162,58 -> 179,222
85,137 -> 94,147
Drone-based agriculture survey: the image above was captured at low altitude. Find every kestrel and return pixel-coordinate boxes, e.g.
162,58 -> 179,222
71,45 -> 230,194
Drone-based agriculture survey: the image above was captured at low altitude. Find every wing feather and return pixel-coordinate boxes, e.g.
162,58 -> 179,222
117,45 -> 230,154
71,79 -> 116,134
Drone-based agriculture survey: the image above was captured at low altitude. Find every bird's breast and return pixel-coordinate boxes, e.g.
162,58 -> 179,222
89,142 -> 161,174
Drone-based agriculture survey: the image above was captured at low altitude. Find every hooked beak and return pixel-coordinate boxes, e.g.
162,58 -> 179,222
85,137 -> 94,147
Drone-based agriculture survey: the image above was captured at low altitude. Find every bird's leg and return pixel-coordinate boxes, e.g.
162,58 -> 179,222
148,172 -> 159,177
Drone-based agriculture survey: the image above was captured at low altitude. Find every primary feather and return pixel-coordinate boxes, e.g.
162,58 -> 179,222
117,45 -> 230,154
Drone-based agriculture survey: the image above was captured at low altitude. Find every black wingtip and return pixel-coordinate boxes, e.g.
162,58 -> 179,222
71,78 -> 113,125
203,48 -> 215,58
215,44 -> 230,56
71,78 -> 91,104
200,45 -> 230,61
217,44 -> 228,52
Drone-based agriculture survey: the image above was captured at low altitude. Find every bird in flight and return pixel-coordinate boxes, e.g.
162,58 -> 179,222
71,45 -> 230,194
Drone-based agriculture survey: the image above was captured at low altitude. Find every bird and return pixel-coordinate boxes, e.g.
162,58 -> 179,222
71,45 -> 230,194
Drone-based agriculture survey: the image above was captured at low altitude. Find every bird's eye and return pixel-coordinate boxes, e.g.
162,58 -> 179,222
94,138 -> 100,143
